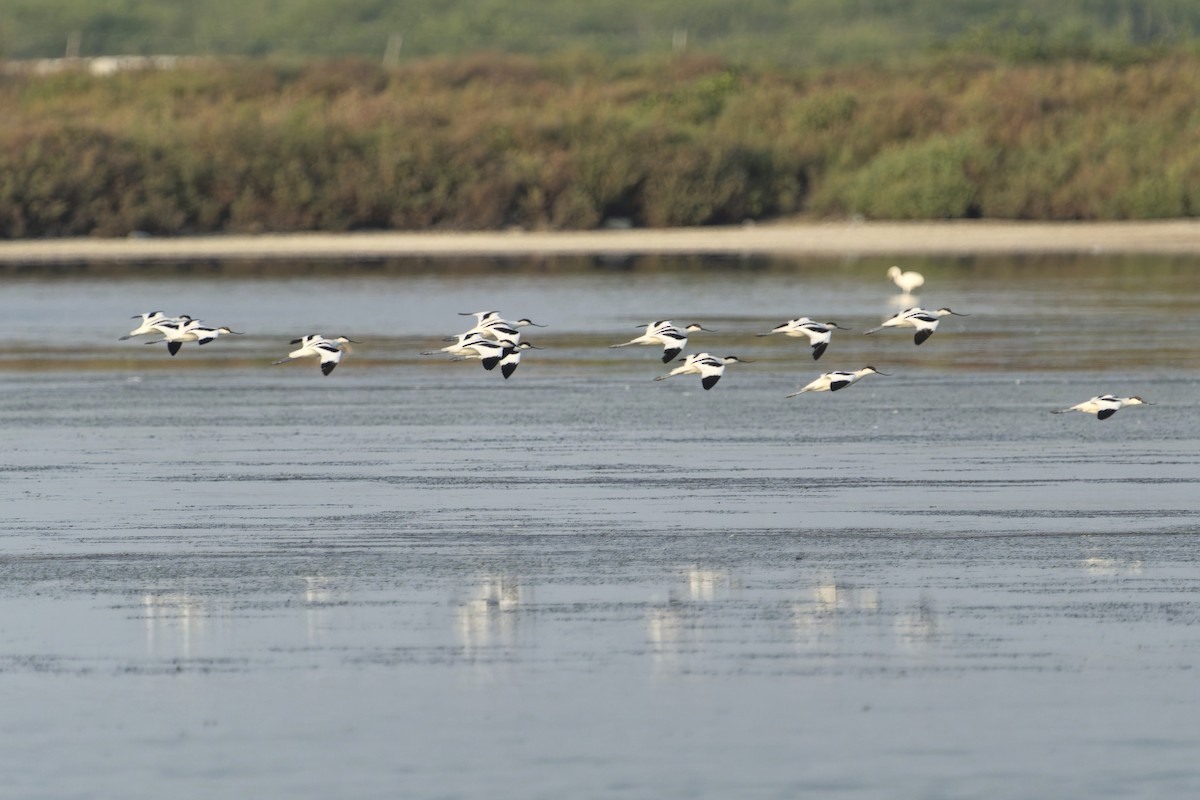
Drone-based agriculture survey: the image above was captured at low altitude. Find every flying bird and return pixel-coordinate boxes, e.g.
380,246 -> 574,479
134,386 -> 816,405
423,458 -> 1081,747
273,334 -> 360,375
143,316 -> 239,356
654,353 -> 749,390
1052,395 -> 1151,421
757,317 -> 851,360
864,307 -> 968,345
611,320 -> 715,363
787,367 -> 889,396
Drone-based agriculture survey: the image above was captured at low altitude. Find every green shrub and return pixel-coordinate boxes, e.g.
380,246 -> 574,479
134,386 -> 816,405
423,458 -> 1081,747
819,133 -> 994,219
4,51 -> 1200,235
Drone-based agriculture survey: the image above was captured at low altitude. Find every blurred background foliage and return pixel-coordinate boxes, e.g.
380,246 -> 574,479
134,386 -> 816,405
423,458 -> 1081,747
3,1 -> 1200,234
3,0 -> 1199,66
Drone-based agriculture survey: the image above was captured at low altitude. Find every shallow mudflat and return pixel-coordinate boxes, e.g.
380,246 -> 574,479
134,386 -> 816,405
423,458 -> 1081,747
1,253 -> 1199,799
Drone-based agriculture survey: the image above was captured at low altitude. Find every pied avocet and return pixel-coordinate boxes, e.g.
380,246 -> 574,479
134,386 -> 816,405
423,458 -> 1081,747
787,366 -> 889,396
120,311 -> 172,340
423,333 -> 491,358
142,317 -> 203,355
864,307 -> 967,345
459,310 -> 503,326
454,313 -> 547,343
274,334 -> 360,375
447,338 -> 511,371
498,341 -> 541,379
1052,395 -> 1152,421
189,325 -> 242,346
757,318 -> 851,361
654,353 -> 748,390
145,319 -> 242,355
611,321 -> 716,363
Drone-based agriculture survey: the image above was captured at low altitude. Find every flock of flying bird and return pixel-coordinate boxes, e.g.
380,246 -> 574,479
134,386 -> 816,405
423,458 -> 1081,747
117,265 -> 1151,421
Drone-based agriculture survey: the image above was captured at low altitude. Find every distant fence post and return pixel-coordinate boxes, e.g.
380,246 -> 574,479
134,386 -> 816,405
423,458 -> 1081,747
383,33 -> 403,67
65,30 -> 82,59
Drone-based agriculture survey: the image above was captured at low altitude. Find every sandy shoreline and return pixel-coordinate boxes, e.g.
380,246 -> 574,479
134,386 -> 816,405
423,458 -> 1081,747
4,220 -> 1200,262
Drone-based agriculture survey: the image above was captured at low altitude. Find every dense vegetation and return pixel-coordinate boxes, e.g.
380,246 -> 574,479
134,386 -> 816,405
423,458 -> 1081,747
5,1 -> 1200,236
4,50 -> 1200,237
3,0 -> 1199,66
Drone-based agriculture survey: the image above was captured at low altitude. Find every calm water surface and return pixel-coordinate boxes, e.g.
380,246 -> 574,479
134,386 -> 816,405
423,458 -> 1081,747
1,253 -> 1199,799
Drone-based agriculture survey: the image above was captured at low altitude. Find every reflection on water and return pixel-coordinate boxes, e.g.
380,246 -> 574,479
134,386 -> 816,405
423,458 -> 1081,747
4,252 -> 1200,799
140,576 -> 343,657
129,556 -> 1149,676
646,568 -> 732,674
645,571 -> 946,674
790,581 -> 883,648
894,594 -> 941,650
644,608 -> 693,677
141,592 -> 231,660
888,290 -> 920,309
1081,556 -> 1145,576
685,567 -> 732,602
302,575 -> 342,646
454,575 -> 527,657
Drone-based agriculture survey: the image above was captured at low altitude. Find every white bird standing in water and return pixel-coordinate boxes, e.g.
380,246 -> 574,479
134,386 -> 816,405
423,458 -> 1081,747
654,353 -> 749,390
887,266 -> 925,294
273,334 -> 360,375
787,367 -> 889,396
1052,395 -> 1151,420
864,307 -> 968,345
757,318 -> 851,361
611,320 -> 716,363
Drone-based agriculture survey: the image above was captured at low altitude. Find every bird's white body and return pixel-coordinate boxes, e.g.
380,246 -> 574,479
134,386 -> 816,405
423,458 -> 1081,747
450,338 -> 511,371
145,318 -> 241,354
459,311 -> 503,326
1053,395 -> 1150,420
758,318 -> 849,360
480,322 -> 522,345
887,266 -> 925,294
455,312 -> 546,344
120,310 -> 171,340
425,333 -> 492,358
654,353 -> 746,390
274,334 -> 358,375
611,320 -> 714,363
788,366 -> 888,396
188,325 -> 241,346
144,316 -> 232,355
864,307 -> 967,345
148,316 -> 199,337
427,325 -> 540,376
